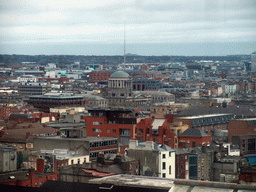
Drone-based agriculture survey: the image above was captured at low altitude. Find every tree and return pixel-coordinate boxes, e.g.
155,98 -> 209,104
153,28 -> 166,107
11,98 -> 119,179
17,151 -> 24,169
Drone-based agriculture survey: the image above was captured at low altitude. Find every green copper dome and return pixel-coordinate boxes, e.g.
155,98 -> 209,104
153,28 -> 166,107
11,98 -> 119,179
61,71 -> 66,77
110,71 -> 129,78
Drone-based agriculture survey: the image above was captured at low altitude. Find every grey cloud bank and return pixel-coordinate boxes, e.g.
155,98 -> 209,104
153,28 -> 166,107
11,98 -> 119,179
1,0 -> 255,56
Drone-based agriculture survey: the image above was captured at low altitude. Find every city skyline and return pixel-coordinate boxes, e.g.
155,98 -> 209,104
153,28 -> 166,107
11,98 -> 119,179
1,0 -> 256,56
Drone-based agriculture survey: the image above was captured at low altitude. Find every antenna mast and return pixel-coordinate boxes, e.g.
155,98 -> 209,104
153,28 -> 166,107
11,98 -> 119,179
124,22 -> 126,65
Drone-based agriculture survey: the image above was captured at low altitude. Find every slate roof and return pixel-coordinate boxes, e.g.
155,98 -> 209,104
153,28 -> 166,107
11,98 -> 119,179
179,128 -> 209,137
0,127 -> 56,143
176,105 -> 256,118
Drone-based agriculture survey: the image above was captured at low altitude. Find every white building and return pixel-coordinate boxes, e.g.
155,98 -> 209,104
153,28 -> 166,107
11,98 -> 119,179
127,140 -> 175,179
39,149 -> 90,166
225,84 -> 237,94
17,75 -> 37,83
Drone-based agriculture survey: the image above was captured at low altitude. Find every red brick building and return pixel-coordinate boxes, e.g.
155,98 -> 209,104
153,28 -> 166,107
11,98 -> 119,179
88,71 -> 113,83
136,117 -> 176,148
0,158 -> 58,187
140,65 -> 149,71
174,113 -> 234,136
175,148 -> 189,179
83,109 -> 137,144
0,105 -> 18,120
238,134 -> 256,155
178,128 -> 211,148
84,109 -> 177,149
228,118 -> 256,143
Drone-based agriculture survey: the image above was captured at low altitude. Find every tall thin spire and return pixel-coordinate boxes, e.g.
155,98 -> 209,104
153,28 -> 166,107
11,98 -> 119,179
124,22 -> 126,65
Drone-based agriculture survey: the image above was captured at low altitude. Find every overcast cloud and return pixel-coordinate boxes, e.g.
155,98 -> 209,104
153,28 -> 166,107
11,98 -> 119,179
1,0 -> 255,55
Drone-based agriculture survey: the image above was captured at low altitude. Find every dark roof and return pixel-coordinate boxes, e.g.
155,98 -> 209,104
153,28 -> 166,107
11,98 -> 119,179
180,128 -> 209,137
10,113 -> 34,119
176,105 -> 256,118
41,180 -> 169,192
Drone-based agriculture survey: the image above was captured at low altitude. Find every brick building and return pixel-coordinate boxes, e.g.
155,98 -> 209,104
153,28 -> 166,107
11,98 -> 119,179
88,70 -> 114,83
228,118 -> 256,143
237,134 -> 256,155
83,108 -> 138,144
136,117 -> 176,148
174,113 -> 234,136
175,148 -> 189,179
0,158 -> 58,187
84,109 -> 185,149
0,105 -> 18,120
178,128 -> 211,148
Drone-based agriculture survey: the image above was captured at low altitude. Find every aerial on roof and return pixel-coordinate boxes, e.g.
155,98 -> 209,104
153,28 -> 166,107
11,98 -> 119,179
110,71 -> 129,78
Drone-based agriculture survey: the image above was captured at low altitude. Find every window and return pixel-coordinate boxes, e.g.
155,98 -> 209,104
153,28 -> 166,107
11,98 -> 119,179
248,139 -> 256,151
169,165 -> 172,174
107,129 -> 110,133
242,139 -> 245,151
78,159 -> 80,164
162,154 -> 166,159
162,173 -> 166,178
10,152 -> 15,160
35,183 -> 38,187
84,158 -> 87,163
93,128 -> 101,133
40,182 -> 42,186
162,162 -> 166,170
139,129 -> 143,135
71,160 -> 74,165
169,152 -> 172,157
113,129 -> 116,133
181,164 -> 184,170
93,121 -> 102,125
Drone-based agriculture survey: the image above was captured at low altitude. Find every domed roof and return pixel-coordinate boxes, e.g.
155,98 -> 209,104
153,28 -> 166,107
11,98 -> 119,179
110,71 -> 129,78
61,71 -> 66,77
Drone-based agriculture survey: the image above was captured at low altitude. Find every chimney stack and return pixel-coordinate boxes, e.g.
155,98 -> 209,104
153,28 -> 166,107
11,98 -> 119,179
28,169 -> 35,187
25,132 -> 30,139
0,130 -> 4,138
37,159 -> 45,173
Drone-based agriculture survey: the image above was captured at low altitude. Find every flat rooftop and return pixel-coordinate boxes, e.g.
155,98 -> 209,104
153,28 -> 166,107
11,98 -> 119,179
89,174 -> 256,191
35,136 -> 118,142
178,113 -> 234,119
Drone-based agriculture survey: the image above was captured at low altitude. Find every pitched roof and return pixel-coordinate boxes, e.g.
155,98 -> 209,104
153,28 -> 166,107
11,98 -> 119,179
179,128 -> 209,137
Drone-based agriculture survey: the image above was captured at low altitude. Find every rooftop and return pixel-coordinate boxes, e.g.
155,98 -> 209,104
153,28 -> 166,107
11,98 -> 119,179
89,174 -> 256,191
178,113 -> 234,119
110,71 -> 130,78
35,135 -> 118,142
179,128 -> 209,137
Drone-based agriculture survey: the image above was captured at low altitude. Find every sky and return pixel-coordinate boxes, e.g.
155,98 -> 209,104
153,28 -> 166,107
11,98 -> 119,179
1,0 -> 256,56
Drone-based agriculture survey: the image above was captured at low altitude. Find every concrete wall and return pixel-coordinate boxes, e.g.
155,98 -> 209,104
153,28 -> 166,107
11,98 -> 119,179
33,138 -> 90,156
0,148 -> 17,172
